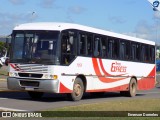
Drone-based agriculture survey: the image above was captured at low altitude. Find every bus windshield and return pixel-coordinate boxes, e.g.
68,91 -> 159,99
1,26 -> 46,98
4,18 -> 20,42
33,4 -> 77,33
11,30 -> 60,64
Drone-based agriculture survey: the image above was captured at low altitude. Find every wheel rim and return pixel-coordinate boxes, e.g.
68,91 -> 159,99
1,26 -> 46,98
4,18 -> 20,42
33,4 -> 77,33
74,83 -> 81,97
131,83 -> 136,94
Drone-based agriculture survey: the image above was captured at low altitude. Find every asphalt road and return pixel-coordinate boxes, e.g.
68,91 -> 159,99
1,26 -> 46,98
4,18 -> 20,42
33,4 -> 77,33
0,84 -> 160,111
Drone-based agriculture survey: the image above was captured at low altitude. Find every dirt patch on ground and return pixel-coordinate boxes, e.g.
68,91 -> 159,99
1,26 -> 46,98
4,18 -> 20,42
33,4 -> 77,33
0,65 -> 8,80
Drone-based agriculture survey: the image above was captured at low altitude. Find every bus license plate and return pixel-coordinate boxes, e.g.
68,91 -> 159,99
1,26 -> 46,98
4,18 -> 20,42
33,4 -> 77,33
25,87 -> 34,91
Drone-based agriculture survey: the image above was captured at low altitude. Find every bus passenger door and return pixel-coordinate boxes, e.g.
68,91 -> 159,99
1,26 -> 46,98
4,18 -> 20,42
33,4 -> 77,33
61,31 -> 77,65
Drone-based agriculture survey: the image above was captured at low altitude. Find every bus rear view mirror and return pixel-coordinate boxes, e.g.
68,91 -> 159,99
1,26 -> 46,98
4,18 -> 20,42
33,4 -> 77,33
5,58 -> 9,66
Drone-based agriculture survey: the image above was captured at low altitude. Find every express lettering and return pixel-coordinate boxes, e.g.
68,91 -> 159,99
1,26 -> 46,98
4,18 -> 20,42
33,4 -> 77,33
111,62 -> 127,72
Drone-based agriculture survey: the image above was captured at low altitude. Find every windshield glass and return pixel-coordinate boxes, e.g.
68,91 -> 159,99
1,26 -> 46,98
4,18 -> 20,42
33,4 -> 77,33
11,30 -> 60,64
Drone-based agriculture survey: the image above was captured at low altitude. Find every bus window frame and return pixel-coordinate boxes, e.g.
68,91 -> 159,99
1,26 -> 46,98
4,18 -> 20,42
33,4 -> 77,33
60,29 -> 155,65
78,31 -> 93,57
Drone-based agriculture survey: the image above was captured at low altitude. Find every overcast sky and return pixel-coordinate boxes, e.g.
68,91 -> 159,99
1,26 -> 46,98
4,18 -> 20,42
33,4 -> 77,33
0,0 -> 160,43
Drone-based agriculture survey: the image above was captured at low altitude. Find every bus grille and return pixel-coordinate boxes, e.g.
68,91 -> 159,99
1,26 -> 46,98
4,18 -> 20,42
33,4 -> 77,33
20,81 -> 39,87
18,73 -> 43,78
16,64 -> 50,73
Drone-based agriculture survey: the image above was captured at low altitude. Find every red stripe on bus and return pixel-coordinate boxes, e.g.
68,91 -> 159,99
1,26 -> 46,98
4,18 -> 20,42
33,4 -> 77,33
137,66 -> 155,90
87,66 -> 155,92
92,58 -> 127,83
99,58 -> 127,76
59,82 -> 72,93
10,64 -> 20,71
98,58 -> 112,76
10,64 -> 16,69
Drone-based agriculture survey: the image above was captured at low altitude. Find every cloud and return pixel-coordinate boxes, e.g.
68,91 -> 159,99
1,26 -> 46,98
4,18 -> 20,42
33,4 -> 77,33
0,12 -> 38,35
124,0 -> 137,4
133,20 -> 160,42
25,12 -> 39,22
123,20 -> 159,42
68,6 -> 87,15
0,13 -> 18,35
40,0 -> 56,9
66,6 -> 87,22
135,21 -> 151,35
8,0 -> 25,5
66,14 -> 74,23
108,16 -> 126,24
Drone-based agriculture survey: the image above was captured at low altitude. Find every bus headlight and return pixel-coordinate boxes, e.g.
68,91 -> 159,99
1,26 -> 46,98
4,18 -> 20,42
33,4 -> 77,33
9,72 -> 18,77
43,74 -> 58,80
53,75 -> 58,80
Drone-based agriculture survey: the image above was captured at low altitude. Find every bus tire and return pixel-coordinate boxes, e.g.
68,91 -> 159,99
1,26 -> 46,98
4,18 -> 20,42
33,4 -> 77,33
28,91 -> 44,99
67,78 -> 84,101
128,78 -> 137,97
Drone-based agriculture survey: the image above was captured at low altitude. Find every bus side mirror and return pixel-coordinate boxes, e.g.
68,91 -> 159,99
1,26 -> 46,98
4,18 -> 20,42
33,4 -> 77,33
5,58 -> 9,66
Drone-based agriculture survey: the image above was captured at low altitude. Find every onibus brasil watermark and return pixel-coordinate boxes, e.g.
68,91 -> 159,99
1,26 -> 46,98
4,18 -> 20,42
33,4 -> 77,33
1,112 -> 42,118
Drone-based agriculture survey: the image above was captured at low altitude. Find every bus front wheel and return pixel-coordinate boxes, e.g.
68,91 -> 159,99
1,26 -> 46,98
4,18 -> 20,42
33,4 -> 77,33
67,78 -> 84,101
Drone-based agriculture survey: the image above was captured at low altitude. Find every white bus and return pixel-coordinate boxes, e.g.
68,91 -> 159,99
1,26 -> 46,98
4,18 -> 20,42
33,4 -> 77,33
7,22 -> 156,101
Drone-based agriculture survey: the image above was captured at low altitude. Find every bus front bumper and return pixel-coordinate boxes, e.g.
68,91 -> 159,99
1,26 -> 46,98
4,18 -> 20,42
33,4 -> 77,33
7,77 -> 59,93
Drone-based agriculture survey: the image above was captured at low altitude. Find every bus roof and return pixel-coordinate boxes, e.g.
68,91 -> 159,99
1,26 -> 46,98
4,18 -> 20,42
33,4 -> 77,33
14,22 -> 155,45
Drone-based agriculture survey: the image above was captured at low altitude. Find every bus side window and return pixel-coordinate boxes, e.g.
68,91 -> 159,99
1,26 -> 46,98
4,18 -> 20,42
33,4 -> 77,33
93,37 -> 102,57
79,34 -> 87,55
86,35 -> 93,56
101,37 -> 107,58
141,44 -> 146,62
131,43 -> 136,61
78,32 -> 93,57
108,39 -> 113,58
141,44 -> 151,63
126,41 -> 130,60
150,46 -> 155,63
145,45 -> 150,63
136,43 -> 141,61
120,41 -> 125,60
113,39 -> 119,59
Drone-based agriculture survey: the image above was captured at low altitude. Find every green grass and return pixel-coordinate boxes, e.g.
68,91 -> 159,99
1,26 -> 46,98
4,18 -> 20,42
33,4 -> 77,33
42,98 -> 160,119
51,99 -> 160,111
0,69 -> 7,75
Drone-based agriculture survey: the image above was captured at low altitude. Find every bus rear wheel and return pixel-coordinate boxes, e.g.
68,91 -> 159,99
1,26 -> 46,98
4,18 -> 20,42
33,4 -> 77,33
28,91 -> 44,99
128,78 -> 137,97
67,78 -> 84,101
